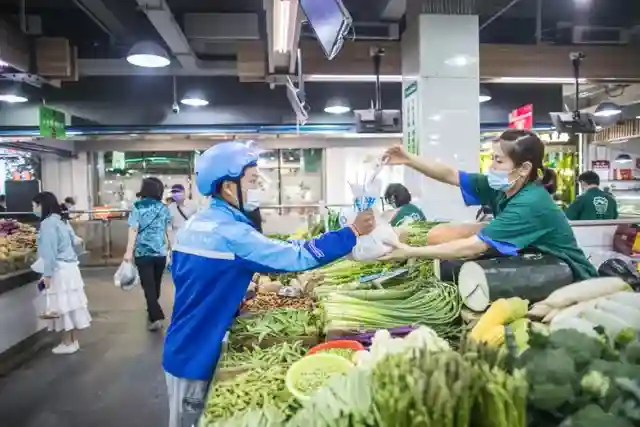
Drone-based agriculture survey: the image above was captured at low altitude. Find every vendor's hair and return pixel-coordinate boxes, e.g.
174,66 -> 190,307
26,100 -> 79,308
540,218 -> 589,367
139,177 -> 164,201
497,129 -> 544,183
384,183 -> 412,207
33,191 -> 63,220
578,170 -> 600,186
541,167 -> 557,194
64,196 -> 76,205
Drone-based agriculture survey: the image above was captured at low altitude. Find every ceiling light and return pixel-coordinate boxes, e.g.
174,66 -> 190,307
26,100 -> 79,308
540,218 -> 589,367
0,60 -> 8,67
615,153 -> 632,163
445,55 -> 475,67
0,94 -> 28,103
479,86 -> 491,103
494,77 -> 587,84
324,98 -> 351,114
180,96 -> 209,107
594,101 -> 622,117
273,0 -> 297,54
126,41 -> 170,68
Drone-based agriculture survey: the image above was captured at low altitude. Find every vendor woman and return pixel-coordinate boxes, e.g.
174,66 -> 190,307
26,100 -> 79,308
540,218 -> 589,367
384,183 -> 426,226
380,129 -> 597,281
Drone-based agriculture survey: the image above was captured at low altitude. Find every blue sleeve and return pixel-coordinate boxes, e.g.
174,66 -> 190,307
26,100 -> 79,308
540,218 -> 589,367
38,221 -> 58,277
128,206 -> 139,228
476,232 -> 519,256
228,226 -> 357,274
458,171 -> 482,206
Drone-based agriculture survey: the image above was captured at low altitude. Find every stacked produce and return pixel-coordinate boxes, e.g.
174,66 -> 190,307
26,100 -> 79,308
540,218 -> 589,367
470,297 -> 531,351
218,341 -> 307,370
0,220 -> 37,274
528,277 -> 638,341
242,293 -> 313,313
229,308 -> 320,348
521,328 -> 640,427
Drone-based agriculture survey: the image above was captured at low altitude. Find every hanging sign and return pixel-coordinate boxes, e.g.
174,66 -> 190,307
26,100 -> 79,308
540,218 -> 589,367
403,81 -> 419,155
508,104 -> 533,130
591,160 -> 610,182
39,106 -> 66,139
112,151 -> 126,170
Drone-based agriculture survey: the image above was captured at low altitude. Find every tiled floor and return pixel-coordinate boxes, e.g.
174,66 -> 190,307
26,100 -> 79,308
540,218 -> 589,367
0,268 -> 175,427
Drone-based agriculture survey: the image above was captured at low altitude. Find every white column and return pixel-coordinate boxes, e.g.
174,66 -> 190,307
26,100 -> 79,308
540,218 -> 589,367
40,153 -> 91,212
402,14 -> 480,221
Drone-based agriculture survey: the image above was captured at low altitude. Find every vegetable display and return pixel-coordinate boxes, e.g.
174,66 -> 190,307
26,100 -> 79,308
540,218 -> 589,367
242,294 -> 313,312
218,341 -> 307,369
229,309 -> 319,347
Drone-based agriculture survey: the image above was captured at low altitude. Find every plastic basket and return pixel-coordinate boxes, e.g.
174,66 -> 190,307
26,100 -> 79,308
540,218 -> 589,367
285,353 -> 354,401
307,340 -> 364,356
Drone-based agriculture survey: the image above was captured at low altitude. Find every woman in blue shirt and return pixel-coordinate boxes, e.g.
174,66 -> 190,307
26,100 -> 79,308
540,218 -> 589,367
33,192 -> 91,355
124,177 -> 172,331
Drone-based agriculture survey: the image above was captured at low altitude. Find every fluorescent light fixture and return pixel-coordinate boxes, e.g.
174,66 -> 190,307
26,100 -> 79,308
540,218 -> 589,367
180,97 -> 209,107
479,86 -> 492,103
0,94 -> 28,103
324,98 -> 351,114
273,0 -> 297,54
494,77 -> 587,84
594,101 -> 622,117
0,60 -> 8,67
306,74 -> 403,82
126,41 -> 170,68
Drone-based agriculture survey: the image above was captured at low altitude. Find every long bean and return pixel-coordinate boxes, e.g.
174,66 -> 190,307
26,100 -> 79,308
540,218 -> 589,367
219,341 -> 307,369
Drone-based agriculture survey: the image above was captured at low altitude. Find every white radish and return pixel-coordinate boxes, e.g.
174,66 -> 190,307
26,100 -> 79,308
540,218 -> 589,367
550,317 -> 599,339
550,299 -> 600,325
605,291 -> 640,309
580,308 -> 633,339
528,302 -> 553,319
537,277 -> 631,309
595,299 -> 640,329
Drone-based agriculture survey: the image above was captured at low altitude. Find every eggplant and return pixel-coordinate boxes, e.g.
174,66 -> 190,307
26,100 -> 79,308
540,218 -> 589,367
598,258 -> 640,291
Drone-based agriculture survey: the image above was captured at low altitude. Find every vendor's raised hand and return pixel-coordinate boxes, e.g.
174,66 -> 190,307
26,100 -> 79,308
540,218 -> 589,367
351,210 -> 376,236
383,145 -> 412,166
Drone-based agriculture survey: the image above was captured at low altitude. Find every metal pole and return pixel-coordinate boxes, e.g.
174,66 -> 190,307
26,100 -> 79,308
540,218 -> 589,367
535,0 -> 543,44
479,0 -> 524,31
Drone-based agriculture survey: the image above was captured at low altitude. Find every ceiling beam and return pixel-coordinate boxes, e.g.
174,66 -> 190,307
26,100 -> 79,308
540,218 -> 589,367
72,0 -> 129,40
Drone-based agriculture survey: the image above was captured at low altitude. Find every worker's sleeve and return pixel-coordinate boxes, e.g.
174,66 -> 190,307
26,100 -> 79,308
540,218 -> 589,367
128,206 -> 140,229
478,198 -> 550,256
564,197 -> 582,221
458,172 -> 498,207
228,226 -> 357,274
612,198 -> 619,219
38,220 -> 59,277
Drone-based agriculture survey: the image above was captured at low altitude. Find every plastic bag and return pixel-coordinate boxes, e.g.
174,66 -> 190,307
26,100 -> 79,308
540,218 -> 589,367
348,161 -> 400,261
114,261 -> 139,291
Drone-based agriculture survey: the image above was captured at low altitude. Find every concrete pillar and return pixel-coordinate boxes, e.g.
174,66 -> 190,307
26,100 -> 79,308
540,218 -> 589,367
401,12 -> 480,221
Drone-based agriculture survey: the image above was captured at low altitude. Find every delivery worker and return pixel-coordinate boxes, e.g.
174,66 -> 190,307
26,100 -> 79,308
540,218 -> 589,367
379,129 -> 597,280
162,141 -> 375,427
565,171 -> 618,221
383,183 -> 426,226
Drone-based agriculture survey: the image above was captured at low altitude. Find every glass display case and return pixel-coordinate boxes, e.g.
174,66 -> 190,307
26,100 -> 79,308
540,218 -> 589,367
604,180 -> 640,217
0,218 -> 38,276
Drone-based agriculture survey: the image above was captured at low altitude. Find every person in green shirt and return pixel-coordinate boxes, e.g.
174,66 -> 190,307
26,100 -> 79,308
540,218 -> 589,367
384,183 -> 426,226
378,129 -> 597,281
565,171 -> 618,221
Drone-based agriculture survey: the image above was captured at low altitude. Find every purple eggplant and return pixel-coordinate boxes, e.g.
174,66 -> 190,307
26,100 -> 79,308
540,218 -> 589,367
327,325 -> 418,343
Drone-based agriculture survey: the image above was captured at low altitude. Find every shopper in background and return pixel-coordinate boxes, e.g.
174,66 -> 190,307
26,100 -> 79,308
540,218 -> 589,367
383,183 -> 426,226
168,184 -> 197,244
541,168 -> 558,196
565,171 -> 618,221
32,191 -> 91,354
379,130 -> 597,280
124,177 -> 172,331
163,142 -> 375,427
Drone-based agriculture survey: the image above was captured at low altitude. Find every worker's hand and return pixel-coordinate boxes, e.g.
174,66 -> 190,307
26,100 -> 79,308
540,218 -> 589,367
378,241 -> 417,262
350,210 -> 376,236
382,145 -> 412,166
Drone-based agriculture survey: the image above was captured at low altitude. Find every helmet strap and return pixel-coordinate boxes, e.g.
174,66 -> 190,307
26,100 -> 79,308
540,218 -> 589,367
234,179 -> 245,212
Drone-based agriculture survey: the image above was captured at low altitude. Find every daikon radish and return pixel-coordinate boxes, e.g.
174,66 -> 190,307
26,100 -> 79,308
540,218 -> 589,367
536,277 -> 631,309
542,308 -> 560,324
580,308 -> 633,339
605,291 -> 640,309
596,299 -> 640,329
549,317 -> 599,339
549,300 -> 599,325
528,302 -> 553,319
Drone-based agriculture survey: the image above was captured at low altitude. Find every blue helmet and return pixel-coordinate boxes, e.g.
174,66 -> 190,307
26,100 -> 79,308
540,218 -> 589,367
195,142 -> 259,196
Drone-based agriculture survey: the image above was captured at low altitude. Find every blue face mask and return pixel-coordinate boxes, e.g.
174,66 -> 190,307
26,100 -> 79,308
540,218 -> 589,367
33,211 -> 41,218
486,169 -> 515,191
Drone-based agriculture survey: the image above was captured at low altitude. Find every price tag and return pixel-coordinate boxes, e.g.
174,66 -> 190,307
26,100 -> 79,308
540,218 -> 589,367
278,286 -> 302,298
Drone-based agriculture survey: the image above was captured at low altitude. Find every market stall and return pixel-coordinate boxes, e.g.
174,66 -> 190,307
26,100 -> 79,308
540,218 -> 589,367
198,220 -> 640,427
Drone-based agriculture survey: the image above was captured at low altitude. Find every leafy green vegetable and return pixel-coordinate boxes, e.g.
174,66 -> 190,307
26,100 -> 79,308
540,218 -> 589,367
525,348 -> 577,411
560,404 -> 635,427
548,329 -> 604,370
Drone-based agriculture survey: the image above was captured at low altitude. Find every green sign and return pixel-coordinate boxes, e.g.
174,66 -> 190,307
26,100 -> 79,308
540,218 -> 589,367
39,106 -> 66,139
403,81 -> 419,155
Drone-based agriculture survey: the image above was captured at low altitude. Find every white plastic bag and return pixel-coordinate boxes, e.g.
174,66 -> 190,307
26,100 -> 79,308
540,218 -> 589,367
114,261 -> 140,291
348,162 -> 400,261
38,292 -> 61,320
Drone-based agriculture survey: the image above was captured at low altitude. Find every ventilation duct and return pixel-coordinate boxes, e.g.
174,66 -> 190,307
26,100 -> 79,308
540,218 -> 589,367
183,13 -> 260,41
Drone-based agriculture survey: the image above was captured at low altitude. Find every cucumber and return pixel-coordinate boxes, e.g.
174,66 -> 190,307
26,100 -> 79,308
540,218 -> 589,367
457,254 -> 573,311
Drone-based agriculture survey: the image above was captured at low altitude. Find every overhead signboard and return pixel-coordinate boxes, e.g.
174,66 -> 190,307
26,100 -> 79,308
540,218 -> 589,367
508,104 -> 533,130
39,106 -> 66,139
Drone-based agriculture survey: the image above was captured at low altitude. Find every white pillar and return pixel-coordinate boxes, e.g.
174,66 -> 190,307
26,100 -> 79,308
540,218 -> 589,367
402,14 -> 480,221
40,153 -> 91,213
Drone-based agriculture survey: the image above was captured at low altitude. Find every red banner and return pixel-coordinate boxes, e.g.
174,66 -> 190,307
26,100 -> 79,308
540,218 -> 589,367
508,104 -> 533,130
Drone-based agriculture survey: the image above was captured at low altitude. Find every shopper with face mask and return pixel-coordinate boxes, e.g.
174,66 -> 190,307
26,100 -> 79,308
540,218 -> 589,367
162,142 -> 375,427
379,129 -> 597,281
168,184 -> 197,244
383,183 -> 426,226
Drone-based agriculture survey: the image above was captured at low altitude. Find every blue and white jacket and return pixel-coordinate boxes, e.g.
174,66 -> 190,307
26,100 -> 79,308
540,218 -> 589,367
162,198 -> 357,381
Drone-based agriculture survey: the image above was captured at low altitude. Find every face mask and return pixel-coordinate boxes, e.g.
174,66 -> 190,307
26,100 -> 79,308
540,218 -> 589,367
487,169 -> 518,191
173,193 -> 184,202
244,188 -> 262,212
33,211 -> 41,218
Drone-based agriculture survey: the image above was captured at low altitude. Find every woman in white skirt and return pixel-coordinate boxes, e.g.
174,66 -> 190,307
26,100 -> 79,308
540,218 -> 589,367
33,192 -> 91,355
